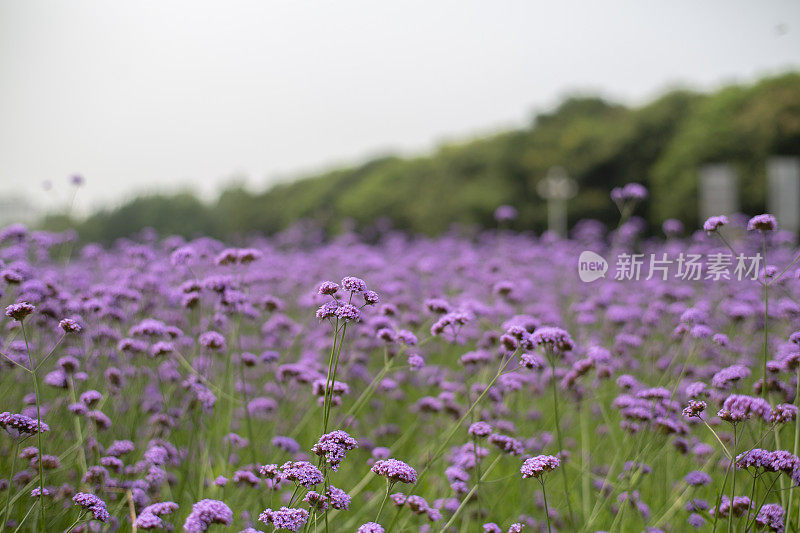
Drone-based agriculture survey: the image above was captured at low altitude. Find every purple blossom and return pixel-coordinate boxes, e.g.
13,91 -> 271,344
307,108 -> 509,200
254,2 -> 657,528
72,492 -> 110,522
703,215 -> 729,232
311,430 -> 358,471
183,499 -> 233,532
357,523 -> 385,533
371,458 -> 418,485
531,326 -> 574,353
280,461 -> 324,487
747,214 -> 778,231
0,411 -> 50,436
5,301 -> 34,321
520,455 -> 560,479
259,507 -> 309,532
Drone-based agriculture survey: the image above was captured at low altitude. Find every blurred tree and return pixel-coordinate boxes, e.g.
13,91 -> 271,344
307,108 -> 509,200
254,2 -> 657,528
41,73 -> 800,243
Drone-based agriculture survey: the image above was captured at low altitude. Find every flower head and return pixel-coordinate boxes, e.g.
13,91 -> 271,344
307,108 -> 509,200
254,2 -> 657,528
341,276 -> 368,293
5,302 -> 34,321
280,461 -> 324,488
357,523 -> 385,533
311,430 -> 358,471
747,214 -> 778,232
59,318 -> 82,333
0,412 -> 50,436
183,499 -> 233,532
531,326 -> 574,353
371,458 -> 418,485
520,455 -> 560,479
72,492 -> 110,522
259,507 -> 309,532
703,215 -> 729,232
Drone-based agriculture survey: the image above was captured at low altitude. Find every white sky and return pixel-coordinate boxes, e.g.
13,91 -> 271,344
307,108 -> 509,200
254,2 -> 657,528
1,0 -> 798,214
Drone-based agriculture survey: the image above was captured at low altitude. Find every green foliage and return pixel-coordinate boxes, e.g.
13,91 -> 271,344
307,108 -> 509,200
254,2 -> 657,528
44,73 -> 800,242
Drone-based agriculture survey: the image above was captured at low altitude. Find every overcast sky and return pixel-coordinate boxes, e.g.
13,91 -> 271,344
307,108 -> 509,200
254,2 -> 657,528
1,0 -> 798,214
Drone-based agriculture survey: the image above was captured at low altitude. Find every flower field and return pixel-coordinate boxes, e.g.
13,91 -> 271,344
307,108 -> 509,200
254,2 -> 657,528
2,193 -> 800,532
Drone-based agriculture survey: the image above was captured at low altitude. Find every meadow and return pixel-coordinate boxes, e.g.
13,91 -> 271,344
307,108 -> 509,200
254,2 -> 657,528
1,187 -> 800,532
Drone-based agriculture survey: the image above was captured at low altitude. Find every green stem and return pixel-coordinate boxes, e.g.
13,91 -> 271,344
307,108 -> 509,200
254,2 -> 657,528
64,511 -> 86,533
2,441 -> 20,529
790,364 -> 800,533
21,322 -> 45,530
728,424 -> 736,533
549,353 -> 574,526
438,454 -> 502,532
541,478 -> 553,533
68,377 -> 88,478
762,233 -> 769,399
414,352 -> 515,487
375,480 -> 392,522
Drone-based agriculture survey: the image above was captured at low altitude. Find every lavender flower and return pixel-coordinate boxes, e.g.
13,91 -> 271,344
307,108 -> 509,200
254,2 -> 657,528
280,461 -> 324,487
755,503 -> 785,532
183,499 -> 233,532
531,326 -> 574,353
72,492 -> 110,522
520,455 -> 560,479
371,458 -> 418,485
357,523 -> 385,533
747,214 -> 778,231
5,301 -> 34,321
703,215 -> 728,232
311,430 -> 358,471
0,411 -> 50,436
259,507 -> 309,532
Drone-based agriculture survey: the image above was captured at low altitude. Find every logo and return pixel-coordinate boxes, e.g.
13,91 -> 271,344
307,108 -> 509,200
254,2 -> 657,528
578,251 -> 608,282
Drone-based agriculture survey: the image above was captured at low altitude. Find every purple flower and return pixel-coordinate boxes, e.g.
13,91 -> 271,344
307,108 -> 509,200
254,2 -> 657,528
718,394 -> 772,423
371,458 -> 418,485
611,183 -> 648,204
341,276 -> 368,293
662,218 -> 684,236
272,436 -> 301,453
183,499 -> 233,532
312,430 -> 358,471
755,503 -> 785,532
106,440 -> 135,457
357,523 -> 385,533
520,455 -> 560,479
736,449 -> 800,485
326,485 -> 351,510
5,302 -> 34,321
59,318 -> 82,333
80,390 -> 103,407
468,421 -> 492,438
682,400 -> 706,419
771,404 -> 799,424
683,471 -> 712,486
0,411 -> 50,436
531,326 -> 574,353
72,492 -> 110,522
259,507 -> 309,532
334,303 -> 361,322
494,205 -> 518,222
280,461 -> 324,487
198,331 -> 226,351
318,281 -> 339,295
488,433 -> 524,455
136,502 -> 178,530
703,215 -> 729,232
363,290 -> 380,305
747,214 -> 778,231
408,353 -> 425,370
316,301 -> 339,319
711,365 -> 750,389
